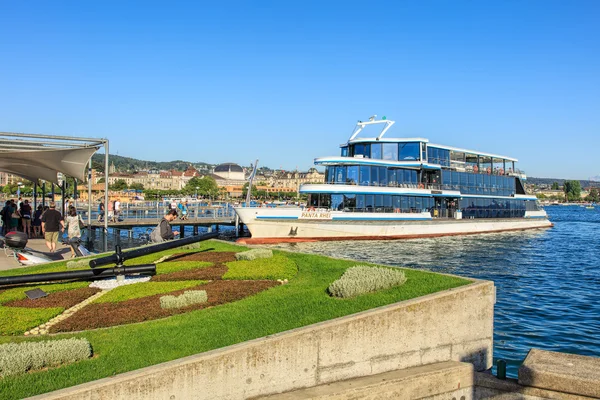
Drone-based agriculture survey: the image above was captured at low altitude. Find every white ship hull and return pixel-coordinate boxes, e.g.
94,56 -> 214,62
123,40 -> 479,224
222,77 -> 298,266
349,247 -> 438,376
234,207 -> 552,244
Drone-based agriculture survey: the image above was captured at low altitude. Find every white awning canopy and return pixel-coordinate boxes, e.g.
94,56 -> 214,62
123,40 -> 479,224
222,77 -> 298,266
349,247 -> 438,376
0,132 -> 106,183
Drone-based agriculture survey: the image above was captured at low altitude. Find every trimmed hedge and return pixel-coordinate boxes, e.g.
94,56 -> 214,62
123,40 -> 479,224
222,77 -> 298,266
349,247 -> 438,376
160,290 -> 208,309
235,248 -> 273,261
0,338 -> 92,378
328,265 -> 407,298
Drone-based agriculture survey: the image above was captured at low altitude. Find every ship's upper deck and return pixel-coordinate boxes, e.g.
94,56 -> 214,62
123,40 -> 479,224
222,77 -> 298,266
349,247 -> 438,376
317,117 -> 524,178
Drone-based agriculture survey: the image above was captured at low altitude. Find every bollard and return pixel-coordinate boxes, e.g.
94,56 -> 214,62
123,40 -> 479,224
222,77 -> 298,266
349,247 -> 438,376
496,359 -> 506,380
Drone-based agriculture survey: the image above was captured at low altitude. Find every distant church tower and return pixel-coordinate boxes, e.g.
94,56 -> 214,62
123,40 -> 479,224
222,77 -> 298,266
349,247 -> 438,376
109,161 -> 116,174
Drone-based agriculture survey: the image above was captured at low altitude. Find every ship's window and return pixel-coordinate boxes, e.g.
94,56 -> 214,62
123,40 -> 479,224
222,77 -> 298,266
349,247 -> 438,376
319,194 -> 331,209
415,197 -> 422,211
442,171 -> 451,187
399,143 -> 420,160
421,142 -> 427,161
365,195 -> 375,210
408,196 -> 416,211
371,166 -> 380,186
428,147 -> 439,164
356,194 -> 365,211
383,143 -> 398,160
483,175 -> 490,192
326,167 -> 335,184
359,166 -> 370,186
341,146 -> 348,157
375,195 -> 383,208
353,143 -> 370,158
331,194 -> 344,211
387,169 -> 397,187
401,196 -> 409,211
371,143 -> 382,159
411,170 -> 418,183
344,194 -> 356,210
392,195 -> 401,210
335,166 -> 346,184
347,166 -> 359,185
379,167 -> 388,186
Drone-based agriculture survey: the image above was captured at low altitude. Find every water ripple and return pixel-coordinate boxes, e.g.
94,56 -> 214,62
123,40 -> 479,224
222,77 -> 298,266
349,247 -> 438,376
266,206 -> 600,377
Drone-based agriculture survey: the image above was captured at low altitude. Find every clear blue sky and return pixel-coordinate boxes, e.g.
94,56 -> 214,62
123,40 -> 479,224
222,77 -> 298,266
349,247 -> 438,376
1,1 -> 598,179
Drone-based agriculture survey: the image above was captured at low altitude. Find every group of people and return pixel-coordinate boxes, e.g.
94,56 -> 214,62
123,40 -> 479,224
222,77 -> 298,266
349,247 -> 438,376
1,198 -> 85,257
1,197 -> 44,238
39,202 -> 84,257
97,198 -> 121,222
167,200 -> 189,220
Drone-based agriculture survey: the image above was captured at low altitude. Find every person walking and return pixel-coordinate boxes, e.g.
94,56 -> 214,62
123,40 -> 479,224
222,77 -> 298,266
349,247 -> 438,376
64,206 -> 82,258
41,202 -> 64,252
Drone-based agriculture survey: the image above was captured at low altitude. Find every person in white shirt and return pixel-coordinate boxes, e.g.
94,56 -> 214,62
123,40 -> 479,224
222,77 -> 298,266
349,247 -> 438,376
114,199 -> 121,221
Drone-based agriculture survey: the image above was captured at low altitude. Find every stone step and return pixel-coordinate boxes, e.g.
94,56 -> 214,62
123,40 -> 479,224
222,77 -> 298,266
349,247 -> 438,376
519,349 -> 600,399
256,361 -> 474,400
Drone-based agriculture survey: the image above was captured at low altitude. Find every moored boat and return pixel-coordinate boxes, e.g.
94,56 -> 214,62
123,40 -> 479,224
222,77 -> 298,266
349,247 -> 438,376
235,117 -> 552,244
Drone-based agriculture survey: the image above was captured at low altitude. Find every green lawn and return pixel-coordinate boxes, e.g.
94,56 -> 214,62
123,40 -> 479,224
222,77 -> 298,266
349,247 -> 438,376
0,240 -> 470,399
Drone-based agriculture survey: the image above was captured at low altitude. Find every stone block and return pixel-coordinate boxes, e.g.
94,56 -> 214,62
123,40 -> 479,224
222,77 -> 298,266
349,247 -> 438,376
519,348 -> 600,398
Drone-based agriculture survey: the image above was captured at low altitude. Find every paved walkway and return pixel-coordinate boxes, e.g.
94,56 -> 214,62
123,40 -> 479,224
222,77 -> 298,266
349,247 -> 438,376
0,237 -> 71,271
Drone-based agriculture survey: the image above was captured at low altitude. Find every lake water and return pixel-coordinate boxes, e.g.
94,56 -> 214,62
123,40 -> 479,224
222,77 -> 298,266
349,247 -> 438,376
261,205 -> 600,377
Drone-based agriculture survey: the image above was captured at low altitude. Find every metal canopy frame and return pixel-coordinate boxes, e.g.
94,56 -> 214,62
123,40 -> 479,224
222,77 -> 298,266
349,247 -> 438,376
0,131 -> 110,231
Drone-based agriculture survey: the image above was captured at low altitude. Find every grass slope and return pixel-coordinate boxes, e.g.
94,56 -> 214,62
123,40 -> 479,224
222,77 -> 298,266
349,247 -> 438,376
0,241 -> 469,399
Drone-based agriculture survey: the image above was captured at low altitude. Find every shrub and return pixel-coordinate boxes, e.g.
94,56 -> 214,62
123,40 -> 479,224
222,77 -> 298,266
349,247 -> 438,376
0,338 -> 92,377
160,290 -> 208,309
235,248 -> 273,261
66,259 -> 89,269
328,266 -> 407,298
224,255 -> 297,280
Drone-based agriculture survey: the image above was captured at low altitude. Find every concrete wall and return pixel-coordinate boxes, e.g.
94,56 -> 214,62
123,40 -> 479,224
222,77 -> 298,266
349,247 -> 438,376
31,280 -> 494,400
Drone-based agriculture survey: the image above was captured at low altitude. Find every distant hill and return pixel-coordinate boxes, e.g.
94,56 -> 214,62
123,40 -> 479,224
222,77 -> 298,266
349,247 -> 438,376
90,154 -> 276,175
527,177 -> 600,188
91,154 -> 214,173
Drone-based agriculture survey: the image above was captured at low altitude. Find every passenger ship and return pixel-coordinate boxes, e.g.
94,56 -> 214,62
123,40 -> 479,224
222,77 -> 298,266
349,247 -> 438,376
235,117 -> 552,244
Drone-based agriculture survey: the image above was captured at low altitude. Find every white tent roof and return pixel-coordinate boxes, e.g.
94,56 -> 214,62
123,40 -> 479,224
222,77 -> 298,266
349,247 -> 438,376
0,132 -> 105,183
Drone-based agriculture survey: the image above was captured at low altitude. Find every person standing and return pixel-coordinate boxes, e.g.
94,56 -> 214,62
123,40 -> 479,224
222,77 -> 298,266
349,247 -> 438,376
181,201 -> 189,220
9,200 -> 20,232
64,207 -> 82,258
114,198 -> 121,221
41,202 -> 64,252
159,209 -> 180,240
107,200 -> 114,222
19,199 -> 33,237
32,205 -> 43,238
97,200 -> 105,222
1,201 -> 11,235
